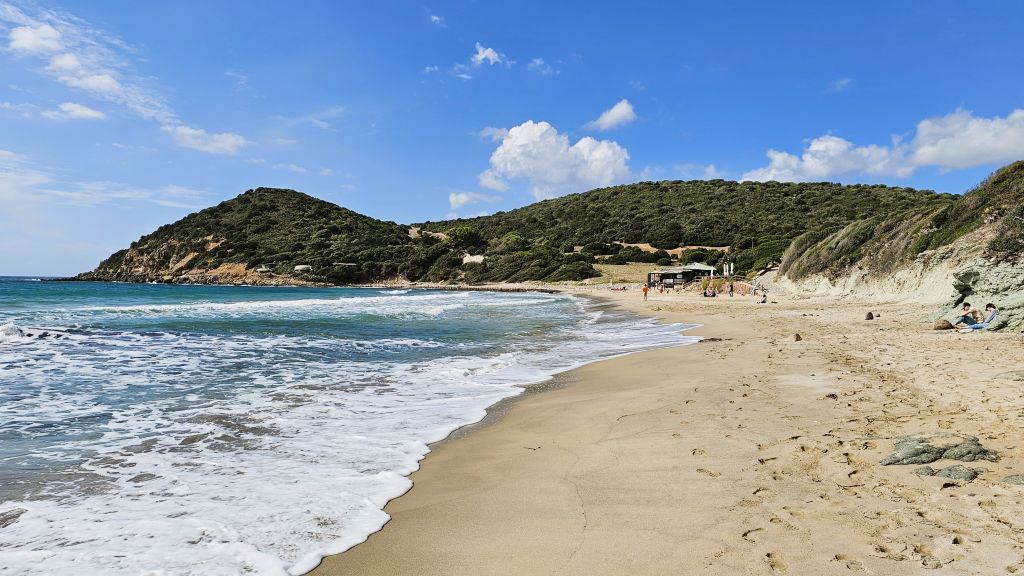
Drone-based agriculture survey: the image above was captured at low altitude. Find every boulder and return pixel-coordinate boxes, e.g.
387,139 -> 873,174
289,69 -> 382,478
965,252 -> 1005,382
881,433 -> 999,466
933,319 -> 955,330
865,312 -> 875,320
0,508 -> 26,529
1004,474 -> 1024,485
793,333 -> 803,341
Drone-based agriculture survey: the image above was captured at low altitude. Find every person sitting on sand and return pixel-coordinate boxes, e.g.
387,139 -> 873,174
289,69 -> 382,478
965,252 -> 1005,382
959,303 -> 999,333
758,290 -> 768,304
953,302 -> 984,327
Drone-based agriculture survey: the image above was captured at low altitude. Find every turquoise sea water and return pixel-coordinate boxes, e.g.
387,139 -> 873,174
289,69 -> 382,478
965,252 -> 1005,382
0,277 -> 696,575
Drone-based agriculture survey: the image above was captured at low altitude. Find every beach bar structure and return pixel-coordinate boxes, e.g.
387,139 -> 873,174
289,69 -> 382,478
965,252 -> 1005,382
647,262 -> 717,287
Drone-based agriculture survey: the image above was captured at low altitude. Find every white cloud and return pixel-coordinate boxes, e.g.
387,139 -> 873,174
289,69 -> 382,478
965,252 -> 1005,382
478,120 -> 630,199
676,163 -> 726,180
163,124 -> 248,155
826,77 -> 853,93
470,42 -> 505,66
0,101 -> 36,117
742,108 -> 1024,182
454,72 -> 472,81
527,58 -> 555,75
319,168 -> 333,176
272,162 -> 308,174
429,14 -> 444,26
448,191 -> 499,209
585,99 -> 637,131
0,149 -> 208,210
479,126 -> 509,142
8,23 -> 62,53
1,4 -> 247,154
910,108 -> 1024,169
423,65 -> 439,74
279,106 -> 345,130
272,137 -> 297,145
42,101 -> 106,120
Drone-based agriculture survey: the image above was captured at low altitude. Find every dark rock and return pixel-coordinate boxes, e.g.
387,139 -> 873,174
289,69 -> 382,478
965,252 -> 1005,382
793,333 -> 802,341
934,465 -> 984,482
865,312 -> 874,320
933,319 -> 955,330
0,508 -> 26,529
913,466 -> 937,476
880,433 -> 999,466
1004,474 -> 1024,485
128,473 -> 159,483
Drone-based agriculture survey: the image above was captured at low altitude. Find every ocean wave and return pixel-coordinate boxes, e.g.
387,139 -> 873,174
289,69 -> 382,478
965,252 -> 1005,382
0,289 -> 696,575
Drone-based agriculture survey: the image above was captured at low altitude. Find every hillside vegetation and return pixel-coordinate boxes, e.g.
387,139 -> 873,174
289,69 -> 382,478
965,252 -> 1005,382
780,161 -> 1024,281
79,163 -> 1023,295
79,188 -> 594,284
422,180 -> 951,274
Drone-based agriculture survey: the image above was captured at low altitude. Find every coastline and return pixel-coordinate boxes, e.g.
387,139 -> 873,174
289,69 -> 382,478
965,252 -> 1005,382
309,289 -> 1024,575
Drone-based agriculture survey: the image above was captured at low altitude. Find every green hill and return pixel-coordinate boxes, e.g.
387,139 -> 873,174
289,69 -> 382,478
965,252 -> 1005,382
78,163 -> 1023,290
422,179 -> 953,274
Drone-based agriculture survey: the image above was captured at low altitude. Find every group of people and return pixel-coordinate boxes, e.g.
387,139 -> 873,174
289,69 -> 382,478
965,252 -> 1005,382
952,302 -> 999,333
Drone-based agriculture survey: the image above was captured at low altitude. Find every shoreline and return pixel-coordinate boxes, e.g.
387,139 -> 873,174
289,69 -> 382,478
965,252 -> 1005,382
309,290 -> 1024,575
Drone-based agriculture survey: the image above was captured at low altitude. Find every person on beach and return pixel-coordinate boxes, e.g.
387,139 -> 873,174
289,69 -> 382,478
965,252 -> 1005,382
953,302 -> 984,327
959,303 -> 999,333
642,284 -> 649,301
728,282 -> 735,297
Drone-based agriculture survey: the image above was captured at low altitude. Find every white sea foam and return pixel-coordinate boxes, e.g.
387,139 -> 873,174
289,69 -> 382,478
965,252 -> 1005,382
0,290 -> 697,575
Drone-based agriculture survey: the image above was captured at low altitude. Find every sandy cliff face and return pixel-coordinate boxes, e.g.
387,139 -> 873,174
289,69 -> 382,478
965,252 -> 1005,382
777,230 -> 1024,330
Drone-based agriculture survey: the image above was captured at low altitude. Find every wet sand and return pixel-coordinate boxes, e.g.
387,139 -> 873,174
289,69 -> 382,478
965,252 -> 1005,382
310,291 -> 1024,575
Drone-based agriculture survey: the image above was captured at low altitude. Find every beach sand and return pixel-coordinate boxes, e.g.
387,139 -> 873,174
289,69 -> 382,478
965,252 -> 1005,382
310,291 -> 1024,575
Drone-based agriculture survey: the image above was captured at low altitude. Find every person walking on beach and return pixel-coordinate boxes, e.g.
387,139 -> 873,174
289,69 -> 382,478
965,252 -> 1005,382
728,282 -> 735,297
642,284 -> 650,301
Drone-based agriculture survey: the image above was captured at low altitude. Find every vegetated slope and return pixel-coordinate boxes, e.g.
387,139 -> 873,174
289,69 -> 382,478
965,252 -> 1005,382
77,187 -> 594,284
421,179 -> 951,274
778,161 -> 1024,330
781,161 -> 1024,281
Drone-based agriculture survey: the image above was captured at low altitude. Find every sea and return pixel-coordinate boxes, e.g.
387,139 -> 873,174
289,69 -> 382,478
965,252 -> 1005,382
0,277 -> 698,575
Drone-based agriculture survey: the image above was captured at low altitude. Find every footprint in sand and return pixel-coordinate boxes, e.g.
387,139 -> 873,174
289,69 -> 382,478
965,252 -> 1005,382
833,554 -> 866,572
696,468 -> 721,478
765,552 -> 788,573
692,448 -> 706,456
742,527 -> 763,542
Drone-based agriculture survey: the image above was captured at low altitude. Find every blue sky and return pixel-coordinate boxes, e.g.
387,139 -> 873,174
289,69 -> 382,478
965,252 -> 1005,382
2,1 -> 1024,275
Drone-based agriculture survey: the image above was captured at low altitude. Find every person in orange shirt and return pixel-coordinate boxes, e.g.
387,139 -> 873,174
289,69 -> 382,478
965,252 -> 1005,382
642,284 -> 650,301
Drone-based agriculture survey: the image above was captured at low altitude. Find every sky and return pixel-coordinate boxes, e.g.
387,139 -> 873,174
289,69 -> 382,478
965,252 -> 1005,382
2,1 -> 1024,275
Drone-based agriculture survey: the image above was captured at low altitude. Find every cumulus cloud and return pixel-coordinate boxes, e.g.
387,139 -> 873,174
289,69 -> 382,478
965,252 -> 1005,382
42,102 -> 105,120
742,108 -> 1024,182
585,99 -> 637,131
1,3 -> 247,154
429,14 -> 444,26
448,191 -> 499,209
8,23 -> 62,53
470,42 -> 505,66
478,120 -> 630,199
451,42 -> 508,80
163,125 -> 248,155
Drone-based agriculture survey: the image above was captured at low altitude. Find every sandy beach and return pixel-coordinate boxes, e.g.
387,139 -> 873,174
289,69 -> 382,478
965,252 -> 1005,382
308,288 -> 1024,575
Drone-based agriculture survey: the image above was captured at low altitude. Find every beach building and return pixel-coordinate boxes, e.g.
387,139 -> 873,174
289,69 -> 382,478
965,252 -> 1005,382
647,262 -> 717,287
